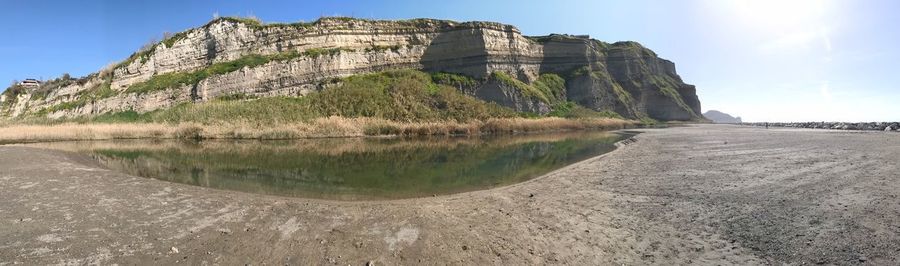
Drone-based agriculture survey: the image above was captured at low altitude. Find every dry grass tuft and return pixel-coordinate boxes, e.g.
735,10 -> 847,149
0,117 -> 637,144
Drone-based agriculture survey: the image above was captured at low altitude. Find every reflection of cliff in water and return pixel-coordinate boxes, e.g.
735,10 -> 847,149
28,131 -> 632,200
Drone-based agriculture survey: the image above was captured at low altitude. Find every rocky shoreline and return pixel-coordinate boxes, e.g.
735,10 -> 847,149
743,121 -> 900,131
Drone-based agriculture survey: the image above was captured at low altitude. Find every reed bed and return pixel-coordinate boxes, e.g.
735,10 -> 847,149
0,117 -> 637,144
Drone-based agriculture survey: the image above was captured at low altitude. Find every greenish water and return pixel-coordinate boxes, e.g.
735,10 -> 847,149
28,131 -> 631,200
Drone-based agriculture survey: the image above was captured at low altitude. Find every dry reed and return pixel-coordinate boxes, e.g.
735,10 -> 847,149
0,117 -> 637,144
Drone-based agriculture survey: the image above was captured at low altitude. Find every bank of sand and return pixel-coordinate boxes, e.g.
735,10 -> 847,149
1,124 -> 899,264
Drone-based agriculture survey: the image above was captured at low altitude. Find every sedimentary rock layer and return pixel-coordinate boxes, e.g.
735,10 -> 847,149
1,17 -> 703,121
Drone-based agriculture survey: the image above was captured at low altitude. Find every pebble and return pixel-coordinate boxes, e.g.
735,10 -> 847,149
171,247 -> 179,254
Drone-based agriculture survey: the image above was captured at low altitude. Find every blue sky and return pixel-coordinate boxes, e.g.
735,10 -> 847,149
1,0 -> 897,121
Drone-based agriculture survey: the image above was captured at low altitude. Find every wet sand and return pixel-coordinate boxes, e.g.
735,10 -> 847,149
1,124 -> 899,264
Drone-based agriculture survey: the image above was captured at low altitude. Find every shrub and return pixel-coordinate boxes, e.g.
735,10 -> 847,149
490,72 -> 551,104
548,102 -> 623,119
215,93 -> 258,101
174,124 -> 204,140
431,72 -> 478,88
124,49 -> 348,95
162,31 -> 189,48
363,121 -> 401,136
42,79 -> 117,113
533,73 -> 566,102
305,69 -> 514,122
365,45 -> 403,53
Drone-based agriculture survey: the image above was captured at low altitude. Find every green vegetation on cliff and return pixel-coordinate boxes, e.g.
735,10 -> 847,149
85,70 -> 517,125
430,72 -> 478,88
650,75 -> 698,116
304,70 -> 515,122
534,74 -> 567,103
490,72 -> 568,104
124,48 -> 348,95
548,102 -> 623,119
40,79 -> 117,114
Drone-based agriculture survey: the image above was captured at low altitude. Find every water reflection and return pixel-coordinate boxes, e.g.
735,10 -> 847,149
24,131 -> 632,200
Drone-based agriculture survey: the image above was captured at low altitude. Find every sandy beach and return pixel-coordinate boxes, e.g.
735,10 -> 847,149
2,124 -> 899,265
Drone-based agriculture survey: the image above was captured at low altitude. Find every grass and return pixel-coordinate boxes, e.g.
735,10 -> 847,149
41,79 -> 117,114
215,93 -> 258,101
308,70 -> 519,121
1,65 -> 654,143
0,69 -> 640,142
490,72 -> 552,104
548,102 -> 623,119
533,74 -> 567,103
430,72 -> 478,88
30,75 -> 75,101
640,117 -> 660,126
124,48 -> 348,95
488,72 -> 567,105
651,75 -> 699,117
365,44 -> 403,53
1,84 -> 26,108
0,117 -> 637,143
162,32 -> 189,48
1,74 -> 78,108
300,47 -> 351,58
30,70 -> 511,125
215,16 -> 458,31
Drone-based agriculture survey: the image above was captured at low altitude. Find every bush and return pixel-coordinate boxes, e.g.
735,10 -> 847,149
215,93 -> 258,101
490,72 -> 552,104
174,124 -> 204,140
533,73 -> 566,102
305,70 -> 514,122
548,102 -> 623,119
431,72 -> 478,88
363,121 -> 401,136
124,49 -> 347,95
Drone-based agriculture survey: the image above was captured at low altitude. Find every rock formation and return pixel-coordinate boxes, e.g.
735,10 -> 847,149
704,110 -> 742,124
745,122 -> 900,131
0,17 -> 704,121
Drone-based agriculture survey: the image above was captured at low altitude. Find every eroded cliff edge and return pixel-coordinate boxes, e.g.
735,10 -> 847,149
1,17 -> 703,121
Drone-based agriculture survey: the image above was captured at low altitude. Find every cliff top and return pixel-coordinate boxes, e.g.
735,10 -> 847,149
202,16 -> 521,33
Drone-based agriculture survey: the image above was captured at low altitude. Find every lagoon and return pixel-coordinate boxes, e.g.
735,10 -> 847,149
23,131 -> 631,200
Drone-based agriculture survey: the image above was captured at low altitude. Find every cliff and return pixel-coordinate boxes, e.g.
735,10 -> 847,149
0,17 -> 703,121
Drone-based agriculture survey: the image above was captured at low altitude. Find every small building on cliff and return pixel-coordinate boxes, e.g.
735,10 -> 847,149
18,79 -> 41,88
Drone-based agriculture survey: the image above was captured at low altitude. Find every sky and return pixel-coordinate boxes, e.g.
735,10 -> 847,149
1,0 -> 897,122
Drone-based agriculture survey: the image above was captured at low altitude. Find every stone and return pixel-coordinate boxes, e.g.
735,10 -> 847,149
171,247 -> 179,254
886,126 -> 893,131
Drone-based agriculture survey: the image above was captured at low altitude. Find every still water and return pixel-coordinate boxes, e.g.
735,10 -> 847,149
25,131 -> 632,200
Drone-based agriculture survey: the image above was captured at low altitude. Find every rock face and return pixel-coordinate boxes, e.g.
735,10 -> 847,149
704,110 -> 742,124
0,17 -> 704,121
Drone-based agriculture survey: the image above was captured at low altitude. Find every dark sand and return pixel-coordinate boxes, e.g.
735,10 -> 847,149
1,124 -> 898,265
